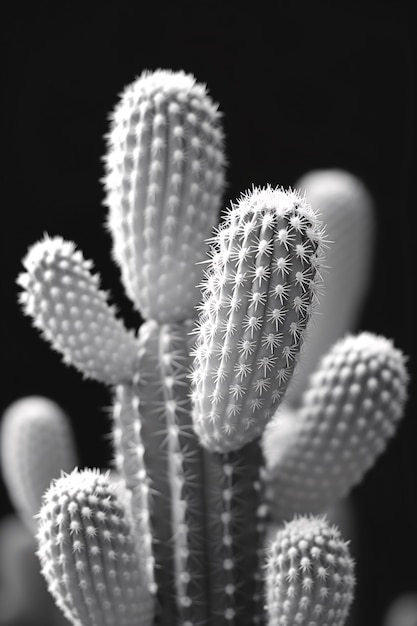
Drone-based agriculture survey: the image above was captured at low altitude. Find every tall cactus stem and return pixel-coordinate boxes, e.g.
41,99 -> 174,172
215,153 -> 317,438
113,319 -> 209,624
17,236 -> 139,385
202,439 -> 267,625
112,385 -> 155,596
158,323 -> 210,626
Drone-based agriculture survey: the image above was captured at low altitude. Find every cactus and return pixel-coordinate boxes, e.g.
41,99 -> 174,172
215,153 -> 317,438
4,68 -> 410,625
1,396 -> 78,533
382,592 -> 417,626
0,513 -> 69,626
102,68 -> 225,324
191,185 -> 325,453
36,468 -> 153,626
266,515 -> 355,626
0,398 -> 79,626
285,169 -> 376,409
263,332 -> 409,523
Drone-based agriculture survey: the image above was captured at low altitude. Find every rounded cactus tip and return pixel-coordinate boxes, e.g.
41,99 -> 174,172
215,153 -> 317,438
17,235 -> 139,385
103,67 -> 226,324
266,514 -> 355,626
36,467 -> 154,626
191,184 -> 327,453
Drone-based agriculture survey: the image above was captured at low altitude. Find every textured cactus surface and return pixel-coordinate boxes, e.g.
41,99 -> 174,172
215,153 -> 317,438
0,513 -> 69,626
264,332 -> 408,522
191,185 -> 326,453
18,237 -> 139,385
0,396 -> 78,533
36,468 -> 154,626
103,68 -> 226,324
4,68 -> 411,626
285,169 -> 375,409
266,515 -> 355,625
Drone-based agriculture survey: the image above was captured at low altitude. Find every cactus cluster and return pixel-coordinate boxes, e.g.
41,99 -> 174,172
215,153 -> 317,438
0,68 -> 410,626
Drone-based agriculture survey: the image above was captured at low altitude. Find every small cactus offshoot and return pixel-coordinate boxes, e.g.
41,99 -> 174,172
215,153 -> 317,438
266,515 -> 355,626
36,468 -> 154,626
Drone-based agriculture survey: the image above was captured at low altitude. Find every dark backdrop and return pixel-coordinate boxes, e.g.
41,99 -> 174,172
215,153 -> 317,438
1,2 -> 415,625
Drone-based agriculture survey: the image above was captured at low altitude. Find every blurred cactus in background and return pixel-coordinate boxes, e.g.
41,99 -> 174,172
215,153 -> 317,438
0,398 -> 77,626
284,169 -> 376,409
1,397 -> 77,534
0,69 -> 411,626
382,592 -> 417,626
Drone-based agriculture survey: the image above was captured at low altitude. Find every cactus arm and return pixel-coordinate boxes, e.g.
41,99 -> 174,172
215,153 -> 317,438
103,69 -> 226,324
157,322 -> 210,626
264,332 -> 409,522
36,468 -> 154,626
265,514 -> 355,625
101,70 -> 228,622
202,439 -> 267,625
191,185 -> 326,453
0,396 -> 78,534
17,236 -> 138,385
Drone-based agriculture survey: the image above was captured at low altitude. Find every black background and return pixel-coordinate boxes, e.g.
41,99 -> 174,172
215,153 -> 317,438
1,2 -> 416,624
